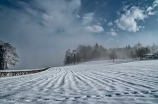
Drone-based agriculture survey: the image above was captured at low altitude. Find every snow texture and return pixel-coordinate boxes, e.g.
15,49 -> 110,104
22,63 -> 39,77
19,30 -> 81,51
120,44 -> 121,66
0,60 -> 158,104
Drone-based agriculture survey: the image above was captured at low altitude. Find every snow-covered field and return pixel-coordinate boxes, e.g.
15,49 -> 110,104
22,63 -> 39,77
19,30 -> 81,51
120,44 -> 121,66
0,60 -> 158,104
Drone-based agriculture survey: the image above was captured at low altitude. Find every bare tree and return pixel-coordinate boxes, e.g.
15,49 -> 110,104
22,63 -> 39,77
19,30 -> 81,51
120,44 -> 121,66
150,43 -> 158,54
130,50 -> 135,60
109,50 -> 117,62
63,49 -> 71,65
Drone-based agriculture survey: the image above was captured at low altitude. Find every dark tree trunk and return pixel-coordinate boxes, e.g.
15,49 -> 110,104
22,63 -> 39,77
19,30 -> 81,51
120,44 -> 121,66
74,54 -> 76,65
0,45 -> 5,70
3,61 -> 7,70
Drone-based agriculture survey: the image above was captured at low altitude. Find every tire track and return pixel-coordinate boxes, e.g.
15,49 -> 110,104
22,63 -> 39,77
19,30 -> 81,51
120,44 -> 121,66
0,60 -> 158,104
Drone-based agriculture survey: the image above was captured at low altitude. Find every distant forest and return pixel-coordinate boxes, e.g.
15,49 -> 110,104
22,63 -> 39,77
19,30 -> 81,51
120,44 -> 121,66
63,43 -> 158,65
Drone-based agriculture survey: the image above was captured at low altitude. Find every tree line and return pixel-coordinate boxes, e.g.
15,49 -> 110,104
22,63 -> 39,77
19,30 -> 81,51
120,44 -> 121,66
64,43 -> 158,65
0,40 -> 19,70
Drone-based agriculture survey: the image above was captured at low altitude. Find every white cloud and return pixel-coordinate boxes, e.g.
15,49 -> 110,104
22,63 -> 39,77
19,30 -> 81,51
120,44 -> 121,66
68,0 -> 81,12
110,31 -> 117,36
85,25 -> 104,33
147,7 -> 153,12
82,13 -> 94,25
43,14 -> 54,21
139,26 -> 145,29
111,28 -> 114,31
148,11 -> 157,15
107,21 -> 113,26
107,28 -> 118,36
115,6 -> 147,32
147,6 -> 157,15
104,19 -> 107,22
147,0 -> 158,15
153,0 -> 158,7
108,38 -> 114,41
76,14 -> 80,18
83,13 -> 104,33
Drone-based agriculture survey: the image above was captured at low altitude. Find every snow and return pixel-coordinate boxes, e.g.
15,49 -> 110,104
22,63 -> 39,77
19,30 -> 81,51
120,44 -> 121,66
146,53 -> 154,56
0,60 -> 158,104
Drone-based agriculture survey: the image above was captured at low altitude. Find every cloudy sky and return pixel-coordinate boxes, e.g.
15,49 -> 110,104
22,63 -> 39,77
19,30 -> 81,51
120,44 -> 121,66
0,0 -> 158,69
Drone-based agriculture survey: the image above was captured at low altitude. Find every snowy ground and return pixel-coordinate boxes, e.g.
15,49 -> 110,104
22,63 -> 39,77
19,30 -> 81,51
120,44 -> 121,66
0,60 -> 158,104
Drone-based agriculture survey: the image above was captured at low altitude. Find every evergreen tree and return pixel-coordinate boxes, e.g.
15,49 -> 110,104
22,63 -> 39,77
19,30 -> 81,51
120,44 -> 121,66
135,47 -> 150,59
0,41 -> 19,70
64,49 -> 71,65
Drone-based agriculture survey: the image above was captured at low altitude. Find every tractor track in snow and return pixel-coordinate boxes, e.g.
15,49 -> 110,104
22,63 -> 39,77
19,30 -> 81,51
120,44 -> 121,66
0,60 -> 158,104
